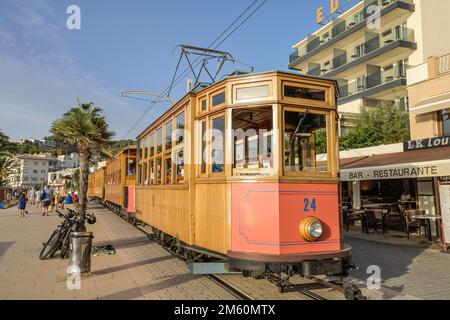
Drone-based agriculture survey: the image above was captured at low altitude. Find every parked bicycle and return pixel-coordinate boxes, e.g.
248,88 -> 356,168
39,208 -> 96,260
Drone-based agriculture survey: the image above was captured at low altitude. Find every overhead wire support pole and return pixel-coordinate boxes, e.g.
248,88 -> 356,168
167,44 -> 235,98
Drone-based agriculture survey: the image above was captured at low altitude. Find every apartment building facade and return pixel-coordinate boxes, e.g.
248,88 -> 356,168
8,155 -> 54,189
289,0 -> 450,135
407,53 -> 450,139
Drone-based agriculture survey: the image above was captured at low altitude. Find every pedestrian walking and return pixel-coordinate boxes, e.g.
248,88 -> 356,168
26,189 -> 33,211
59,193 -> 65,210
42,186 -> 52,216
18,192 -> 27,219
49,193 -> 56,213
35,189 -> 42,208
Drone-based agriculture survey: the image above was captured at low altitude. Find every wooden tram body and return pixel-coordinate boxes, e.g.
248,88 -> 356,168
131,71 -> 351,279
89,146 -> 137,217
88,71 -> 353,285
88,166 -> 106,200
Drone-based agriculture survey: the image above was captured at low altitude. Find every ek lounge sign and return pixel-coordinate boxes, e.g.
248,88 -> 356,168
404,136 -> 450,152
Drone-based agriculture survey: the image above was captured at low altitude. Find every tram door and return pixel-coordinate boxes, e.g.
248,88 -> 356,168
124,186 -> 129,210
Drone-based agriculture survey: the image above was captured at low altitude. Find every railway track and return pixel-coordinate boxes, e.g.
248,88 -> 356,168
99,205 -> 338,301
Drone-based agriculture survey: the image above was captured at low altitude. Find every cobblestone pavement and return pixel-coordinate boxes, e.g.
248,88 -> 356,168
346,236 -> 450,300
1,203 -> 449,300
0,204 -> 236,300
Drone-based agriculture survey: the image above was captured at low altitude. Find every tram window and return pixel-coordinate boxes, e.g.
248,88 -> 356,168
212,116 -> 225,173
156,127 -> 163,154
156,158 -> 162,184
212,92 -> 225,107
200,121 -> 207,174
232,107 -> 273,175
142,163 -> 147,185
127,158 -> 136,176
149,133 -> 155,157
175,112 -> 185,145
144,137 -> 148,159
236,85 -> 269,101
164,158 -> 172,184
138,164 -> 142,185
284,111 -> 328,173
165,120 -> 172,150
139,141 -> 143,160
201,99 -> 207,112
284,86 -> 326,102
174,149 -> 184,183
149,160 -> 154,185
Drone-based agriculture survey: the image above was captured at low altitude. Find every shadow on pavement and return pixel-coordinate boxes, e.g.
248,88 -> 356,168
98,272 -> 201,300
92,254 -> 177,276
0,241 -> 15,257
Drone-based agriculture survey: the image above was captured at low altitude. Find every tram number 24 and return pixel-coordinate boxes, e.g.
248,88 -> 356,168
303,198 -> 318,213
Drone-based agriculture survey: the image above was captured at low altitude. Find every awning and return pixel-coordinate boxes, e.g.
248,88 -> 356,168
341,146 -> 450,181
410,92 -> 450,115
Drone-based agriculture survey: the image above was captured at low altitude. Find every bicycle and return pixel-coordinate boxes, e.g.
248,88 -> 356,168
39,209 -> 96,260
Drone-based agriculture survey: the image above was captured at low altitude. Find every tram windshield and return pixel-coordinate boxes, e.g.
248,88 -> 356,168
284,110 -> 328,173
232,106 -> 273,176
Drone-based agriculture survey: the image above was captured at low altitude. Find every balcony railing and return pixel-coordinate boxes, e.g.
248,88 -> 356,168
338,67 -> 406,99
299,25 -> 414,77
289,0 -> 413,64
438,53 -> 450,76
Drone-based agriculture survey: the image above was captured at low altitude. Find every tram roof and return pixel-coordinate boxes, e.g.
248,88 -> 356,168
136,70 -> 339,140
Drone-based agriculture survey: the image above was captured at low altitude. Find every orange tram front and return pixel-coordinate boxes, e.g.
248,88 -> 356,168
91,71 -> 358,296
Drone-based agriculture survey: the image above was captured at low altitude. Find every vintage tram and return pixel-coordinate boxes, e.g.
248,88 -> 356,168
132,70 -> 353,288
88,70 -> 357,294
88,146 -> 137,219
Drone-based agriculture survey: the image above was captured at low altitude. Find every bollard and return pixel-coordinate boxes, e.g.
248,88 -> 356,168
69,232 -> 94,274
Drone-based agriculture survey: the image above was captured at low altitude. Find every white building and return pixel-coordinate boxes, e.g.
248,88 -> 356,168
48,167 -> 78,192
8,155 -> 55,189
56,153 -> 80,170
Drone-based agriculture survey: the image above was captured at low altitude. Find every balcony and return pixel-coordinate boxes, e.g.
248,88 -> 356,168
325,26 -> 415,77
301,25 -> 415,79
438,53 -> 450,76
338,66 -> 407,103
289,0 -> 415,68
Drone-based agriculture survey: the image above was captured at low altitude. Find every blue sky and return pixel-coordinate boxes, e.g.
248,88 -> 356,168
0,0 -> 360,140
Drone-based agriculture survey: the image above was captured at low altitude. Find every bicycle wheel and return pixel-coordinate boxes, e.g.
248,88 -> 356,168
39,228 -> 62,260
59,229 -> 72,259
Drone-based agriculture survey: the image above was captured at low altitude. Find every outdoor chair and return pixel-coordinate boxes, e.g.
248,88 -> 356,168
345,208 -> 368,235
386,204 -> 405,232
365,209 -> 387,235
404,209 -> 428,240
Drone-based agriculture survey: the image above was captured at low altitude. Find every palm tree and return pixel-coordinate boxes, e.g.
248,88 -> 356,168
0,156 -> 14,189
51,101 -> 114,230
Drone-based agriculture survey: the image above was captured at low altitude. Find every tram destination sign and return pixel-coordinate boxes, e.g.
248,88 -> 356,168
404,136 -> 450,152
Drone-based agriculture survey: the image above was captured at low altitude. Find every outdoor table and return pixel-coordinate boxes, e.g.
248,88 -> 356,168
412,215 -> 442,244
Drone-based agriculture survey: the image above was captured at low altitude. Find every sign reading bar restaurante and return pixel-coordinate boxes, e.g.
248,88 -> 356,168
404,136 -> 450,151
341,161 -> 450,181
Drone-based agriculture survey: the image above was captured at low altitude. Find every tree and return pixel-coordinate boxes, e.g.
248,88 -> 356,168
51,101 -> 114,230
339,103 -> 410,151
0,130 -> 16,155
0,156 -> 14,189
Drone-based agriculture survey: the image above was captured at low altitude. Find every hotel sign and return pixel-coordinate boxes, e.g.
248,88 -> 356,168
341,160 -> 450,181
316,0 -> 353,24
404,136 -> 450,151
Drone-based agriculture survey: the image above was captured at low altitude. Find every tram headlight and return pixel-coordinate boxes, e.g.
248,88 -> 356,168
299,217 -> 323,242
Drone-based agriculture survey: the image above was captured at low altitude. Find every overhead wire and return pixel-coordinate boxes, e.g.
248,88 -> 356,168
120,0 -> 269,139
